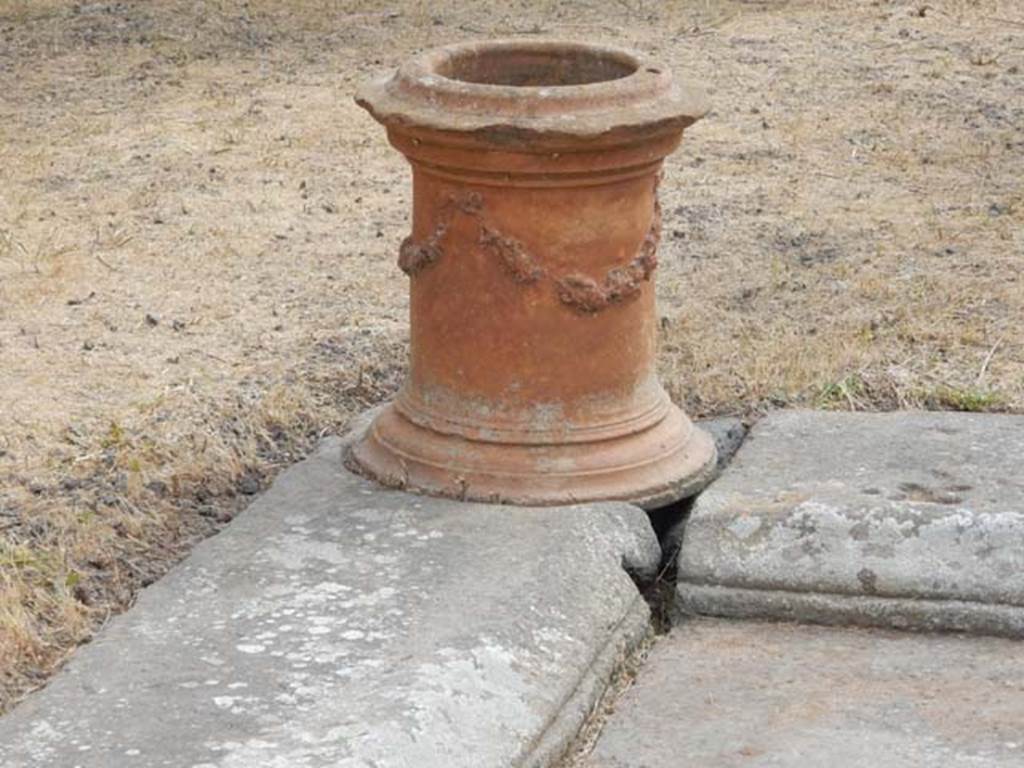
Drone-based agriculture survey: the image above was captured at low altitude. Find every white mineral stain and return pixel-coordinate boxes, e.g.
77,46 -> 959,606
727,515 -> 763,540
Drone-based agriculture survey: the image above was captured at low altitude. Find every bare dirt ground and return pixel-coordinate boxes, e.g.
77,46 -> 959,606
0,0 -> 1021,712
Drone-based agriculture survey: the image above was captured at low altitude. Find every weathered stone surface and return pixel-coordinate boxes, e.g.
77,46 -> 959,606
677,410 -> 1024,635
587,618 -> 1024,767
0,436 -> 660,768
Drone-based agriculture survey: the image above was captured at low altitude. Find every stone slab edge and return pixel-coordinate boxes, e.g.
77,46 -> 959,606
523,599 -> 652,767
676,582 -> 1024,638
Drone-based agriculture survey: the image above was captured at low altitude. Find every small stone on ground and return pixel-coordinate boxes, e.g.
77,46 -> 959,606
587,618 -> 1024,767
696,416 -> 748,473
653,416 -> 748,564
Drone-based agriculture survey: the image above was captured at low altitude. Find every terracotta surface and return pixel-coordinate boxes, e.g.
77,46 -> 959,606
350,40 -> 715,508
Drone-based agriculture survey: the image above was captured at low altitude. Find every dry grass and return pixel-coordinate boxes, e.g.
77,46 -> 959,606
0,0 -> 1021,712
654,0 -> 1023,418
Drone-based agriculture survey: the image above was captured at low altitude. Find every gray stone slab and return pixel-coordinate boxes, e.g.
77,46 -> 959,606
0,436 -> 660,768
587,618 -> 1024,768
677,410 -> 1024,636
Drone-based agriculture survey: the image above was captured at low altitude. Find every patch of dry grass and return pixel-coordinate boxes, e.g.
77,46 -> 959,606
656,0 -> 1023,419
0,0 -> 1021,712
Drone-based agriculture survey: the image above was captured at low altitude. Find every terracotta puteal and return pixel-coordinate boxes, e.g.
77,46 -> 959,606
351,39 -> 716,508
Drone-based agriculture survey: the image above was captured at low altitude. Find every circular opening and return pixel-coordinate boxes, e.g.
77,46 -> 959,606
436,45 -> 638,87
